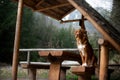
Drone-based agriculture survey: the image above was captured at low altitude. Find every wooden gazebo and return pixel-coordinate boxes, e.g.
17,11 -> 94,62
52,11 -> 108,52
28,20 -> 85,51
12,0 -> 120,80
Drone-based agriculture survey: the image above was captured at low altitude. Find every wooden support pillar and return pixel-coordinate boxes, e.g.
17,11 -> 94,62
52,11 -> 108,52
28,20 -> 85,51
12,0 -> 23,80
79,15 -> 86,30
98,39 -> 109,80
28,69 -> 37,80
60,69 -> 67,80
49,62 -> 61,80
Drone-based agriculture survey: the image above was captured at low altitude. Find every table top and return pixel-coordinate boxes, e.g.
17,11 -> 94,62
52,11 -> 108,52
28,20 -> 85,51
38,50 -> 81,63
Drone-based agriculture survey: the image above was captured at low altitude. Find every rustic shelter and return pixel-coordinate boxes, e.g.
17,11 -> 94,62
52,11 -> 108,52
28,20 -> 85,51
12,0 -> 120,80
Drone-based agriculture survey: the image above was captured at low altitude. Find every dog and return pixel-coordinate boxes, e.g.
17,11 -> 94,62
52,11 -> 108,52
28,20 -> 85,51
75,29 -> 97,67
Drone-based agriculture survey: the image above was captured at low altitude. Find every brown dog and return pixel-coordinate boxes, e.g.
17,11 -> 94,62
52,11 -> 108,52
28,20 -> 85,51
75,29 -> 97,67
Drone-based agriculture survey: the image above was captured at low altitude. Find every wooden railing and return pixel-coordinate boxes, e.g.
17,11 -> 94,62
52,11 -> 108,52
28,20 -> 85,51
19,48 -> 99,63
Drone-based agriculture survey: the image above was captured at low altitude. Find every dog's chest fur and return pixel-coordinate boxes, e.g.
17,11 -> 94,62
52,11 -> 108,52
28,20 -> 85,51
77,43 -> 86,56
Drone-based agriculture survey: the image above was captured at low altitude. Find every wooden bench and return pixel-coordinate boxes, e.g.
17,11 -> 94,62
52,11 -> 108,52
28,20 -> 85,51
20,61 -> 80,80
19,49 -> 82,80
71,65 -> 115,80
38,50 -> 82,80
71,66 -> 95,80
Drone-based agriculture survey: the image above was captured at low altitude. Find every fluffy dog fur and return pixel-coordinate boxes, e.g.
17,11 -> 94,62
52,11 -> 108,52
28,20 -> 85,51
75,29 -> 97,67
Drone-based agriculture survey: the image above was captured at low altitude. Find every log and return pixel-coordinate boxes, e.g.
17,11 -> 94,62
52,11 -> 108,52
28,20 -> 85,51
98,38 -> 109,46
35,0 -> 44,8
80,15 -> 86,30
12,0 -> 23,80
28,69 -> 36,80
60,19 -> 80,23
60,18 -> 87,23
99,39 -> 109,80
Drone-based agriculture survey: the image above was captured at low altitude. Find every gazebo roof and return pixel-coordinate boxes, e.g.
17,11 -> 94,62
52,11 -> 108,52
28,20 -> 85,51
14,0 -> 75,20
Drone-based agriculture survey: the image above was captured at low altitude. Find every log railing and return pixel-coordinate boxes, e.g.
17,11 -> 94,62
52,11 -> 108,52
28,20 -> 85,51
19,48 -> 99,65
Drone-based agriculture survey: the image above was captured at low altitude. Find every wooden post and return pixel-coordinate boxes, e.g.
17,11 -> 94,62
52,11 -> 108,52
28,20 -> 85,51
79,15 -> 86,30
98,39 -> 109,80
60,69 -> 66,80
28,69 -> 37,80
49,62 -> 61,80
12,0 -> 23,80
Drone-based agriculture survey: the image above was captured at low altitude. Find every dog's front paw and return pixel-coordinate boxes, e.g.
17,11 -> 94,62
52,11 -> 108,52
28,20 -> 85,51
82,63 -> 87,66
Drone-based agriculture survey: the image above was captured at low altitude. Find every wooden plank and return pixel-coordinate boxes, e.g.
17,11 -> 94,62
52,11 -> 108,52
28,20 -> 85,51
20,62 -> 50,69
12,0 -> 23,80
71,66 -> 95,80
35,1 -> 67,19
71,66 -> 95,75
20,61 -> 80,68
20,61 -> 71,80
39,51 -> 63,56
38,50 -> 81,63
60,19 -> 80,23
19,48 -> 79,52
19,48 -> 98,52
60,18 -> 87,23
68,0 -> 120,52
35,3 -> 71,12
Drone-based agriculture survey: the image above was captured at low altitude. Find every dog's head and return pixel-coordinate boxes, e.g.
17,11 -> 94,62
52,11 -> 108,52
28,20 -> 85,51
74,29 -> 87,44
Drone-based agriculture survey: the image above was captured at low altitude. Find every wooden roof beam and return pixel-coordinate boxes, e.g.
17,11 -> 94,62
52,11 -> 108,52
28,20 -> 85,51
60,18 -> 87,23
60,8 -> 75,20
35,0 -> 44,8
35,3 -> 71,12
60,19 -> 80,23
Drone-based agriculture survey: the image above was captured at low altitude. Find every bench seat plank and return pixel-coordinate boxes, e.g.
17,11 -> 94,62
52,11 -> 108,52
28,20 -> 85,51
20,61 -> 80,80
20,61 -> 80,69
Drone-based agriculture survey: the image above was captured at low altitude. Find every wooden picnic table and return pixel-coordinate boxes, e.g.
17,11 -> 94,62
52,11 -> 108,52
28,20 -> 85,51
38,50 -> 81,80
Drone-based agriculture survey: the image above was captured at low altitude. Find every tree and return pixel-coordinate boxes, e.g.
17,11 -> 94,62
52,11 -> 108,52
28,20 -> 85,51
111,0 -> 120,32
0,0 -> 34,63
0,0 -> 17,63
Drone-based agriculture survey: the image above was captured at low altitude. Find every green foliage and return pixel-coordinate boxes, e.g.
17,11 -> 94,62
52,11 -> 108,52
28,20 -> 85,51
20,7 -> 35,48
88,33 -> 99,48
0,0 -> 17,63
22,13 -> 76,49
